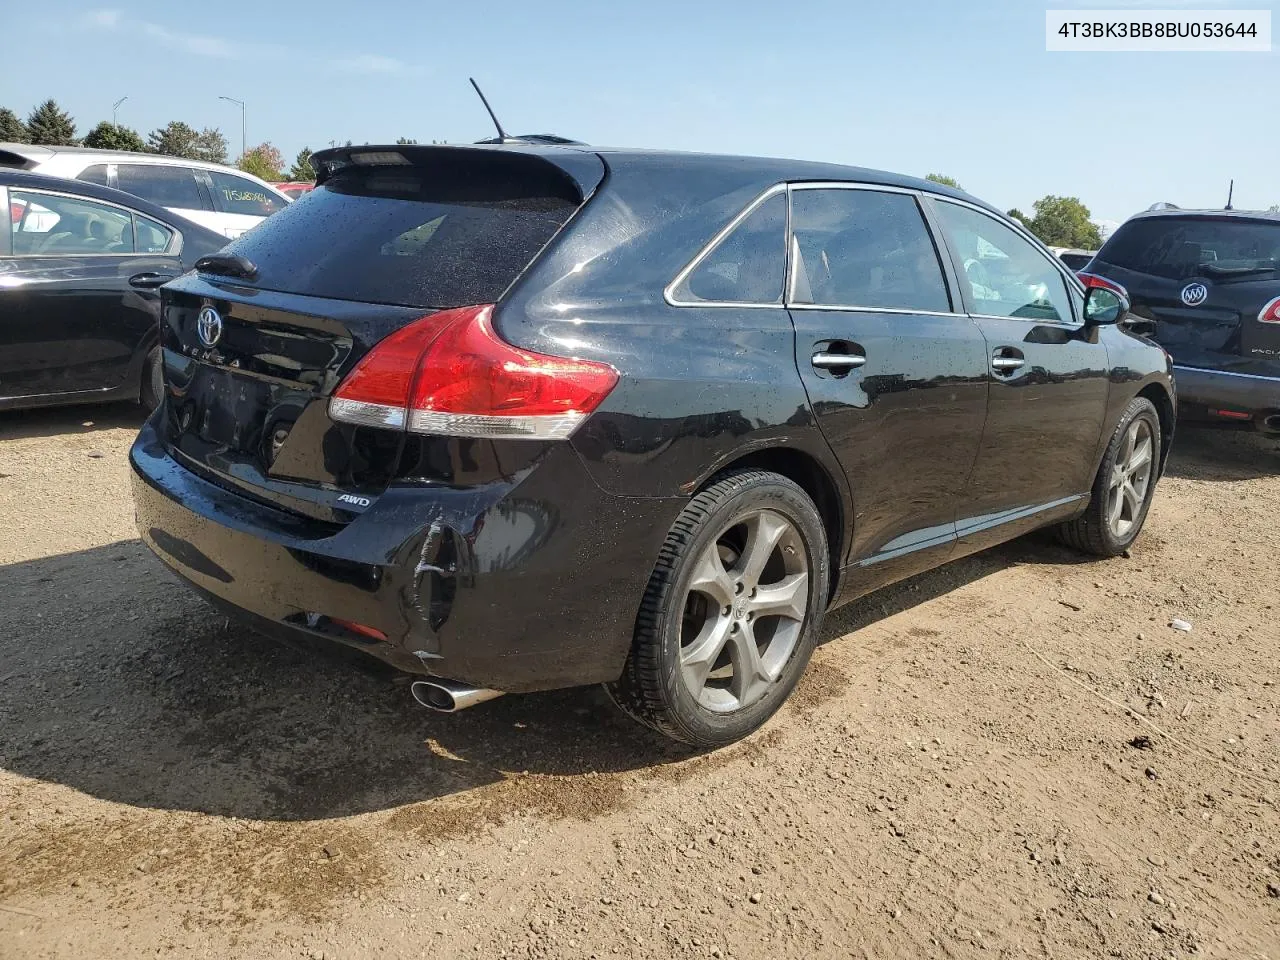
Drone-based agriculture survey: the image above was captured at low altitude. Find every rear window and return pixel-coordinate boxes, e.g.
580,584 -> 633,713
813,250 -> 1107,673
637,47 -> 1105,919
1100,216 -> 1280,279
216,155 -> 582,308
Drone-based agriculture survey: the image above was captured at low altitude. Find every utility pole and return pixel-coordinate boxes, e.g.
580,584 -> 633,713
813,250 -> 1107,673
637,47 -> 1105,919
112,96 -> 128,125
219,96 -> 246,161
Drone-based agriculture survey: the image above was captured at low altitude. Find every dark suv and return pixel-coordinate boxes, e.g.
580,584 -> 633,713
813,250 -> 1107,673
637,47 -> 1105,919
1085,208 -> 1280,431
131,144 -> 1174,747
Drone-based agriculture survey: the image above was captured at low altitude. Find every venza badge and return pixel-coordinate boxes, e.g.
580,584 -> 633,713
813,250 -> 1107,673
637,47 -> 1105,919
1180,282 -> 1208,307
196,305 -> 223,348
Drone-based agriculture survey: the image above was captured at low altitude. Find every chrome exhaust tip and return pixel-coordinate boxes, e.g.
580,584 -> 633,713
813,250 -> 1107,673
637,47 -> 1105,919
410,678 -> 504,713
1261,413 -> 1280,434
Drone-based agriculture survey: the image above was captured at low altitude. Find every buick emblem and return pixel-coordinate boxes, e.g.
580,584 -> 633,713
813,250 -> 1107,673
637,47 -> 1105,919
1180,282 -> 1208,307
196,305 -> 223,348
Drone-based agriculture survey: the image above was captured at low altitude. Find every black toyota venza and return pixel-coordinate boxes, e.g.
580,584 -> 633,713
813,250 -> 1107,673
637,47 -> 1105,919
131,144 -> 1174,746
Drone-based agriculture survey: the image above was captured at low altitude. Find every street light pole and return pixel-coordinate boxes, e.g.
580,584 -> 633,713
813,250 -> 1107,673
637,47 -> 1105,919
112,96 -> 128,125
218,96 -> 246,161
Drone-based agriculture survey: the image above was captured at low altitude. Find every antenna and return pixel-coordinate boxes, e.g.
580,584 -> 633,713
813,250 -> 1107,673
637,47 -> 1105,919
469,78 -> 511,143
1225,179 -> 1234,211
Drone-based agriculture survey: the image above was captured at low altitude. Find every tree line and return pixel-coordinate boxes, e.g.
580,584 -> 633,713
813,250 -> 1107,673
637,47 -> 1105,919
2,98 -> 315,183
926,174 -> 1104,250
0,102 -> 1254,232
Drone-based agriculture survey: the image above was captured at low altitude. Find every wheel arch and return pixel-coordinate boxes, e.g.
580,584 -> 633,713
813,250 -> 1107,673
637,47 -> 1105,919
703,445 -> 847,604
123,325 -> 162,402
1137,381 -> 1175,477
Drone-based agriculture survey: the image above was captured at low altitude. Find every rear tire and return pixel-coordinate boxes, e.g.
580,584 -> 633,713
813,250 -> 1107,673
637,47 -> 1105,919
140,347 -> 163,411
607,469 -> 830,747
1057,396 -> 1162,557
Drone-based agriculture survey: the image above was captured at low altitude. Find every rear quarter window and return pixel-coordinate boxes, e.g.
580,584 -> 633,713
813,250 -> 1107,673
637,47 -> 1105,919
208,172 -> 287,217
76,164 -> 110,186
215,156 -> 582,308
671,192 -> 786,304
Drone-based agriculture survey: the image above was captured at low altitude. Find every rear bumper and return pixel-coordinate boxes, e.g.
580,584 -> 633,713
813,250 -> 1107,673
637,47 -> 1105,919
1173,365 -> 1280,421
130,417 -> 681,692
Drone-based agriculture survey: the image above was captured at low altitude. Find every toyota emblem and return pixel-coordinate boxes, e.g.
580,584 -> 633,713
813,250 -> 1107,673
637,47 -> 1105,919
196,305 -> 223,348
1180,282 -> 1208,307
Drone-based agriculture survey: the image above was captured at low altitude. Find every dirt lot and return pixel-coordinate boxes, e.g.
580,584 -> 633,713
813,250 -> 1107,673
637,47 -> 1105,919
1,405 -> 1277,960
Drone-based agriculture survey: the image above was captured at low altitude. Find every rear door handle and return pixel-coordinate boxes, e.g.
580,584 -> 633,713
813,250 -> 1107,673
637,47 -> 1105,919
812,352 -> 866,371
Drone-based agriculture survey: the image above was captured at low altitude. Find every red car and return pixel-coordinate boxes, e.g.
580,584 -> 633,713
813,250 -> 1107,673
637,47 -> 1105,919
274,181 -> 314,201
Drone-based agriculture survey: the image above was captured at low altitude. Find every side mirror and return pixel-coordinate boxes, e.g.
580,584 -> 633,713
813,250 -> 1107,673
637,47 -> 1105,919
1079,272 -> 1130,327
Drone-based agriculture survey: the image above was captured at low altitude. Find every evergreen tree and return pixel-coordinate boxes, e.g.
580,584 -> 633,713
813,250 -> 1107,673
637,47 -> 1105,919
25,99 -> 77,145
147,121 -> 200,159
193,128 -> 229,164
288,147 -> 315,181
83,121 -> 145,152
0,108 -> 28,143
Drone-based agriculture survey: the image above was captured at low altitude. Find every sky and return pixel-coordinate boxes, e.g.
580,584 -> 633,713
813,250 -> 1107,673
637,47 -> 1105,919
4,0 -> 1276,227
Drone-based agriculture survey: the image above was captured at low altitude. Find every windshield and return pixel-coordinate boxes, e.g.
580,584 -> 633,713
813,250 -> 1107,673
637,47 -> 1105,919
1099,216 -> 1280,280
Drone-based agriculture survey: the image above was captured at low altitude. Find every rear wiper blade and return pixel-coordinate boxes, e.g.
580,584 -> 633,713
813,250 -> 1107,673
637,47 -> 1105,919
1200,262 -> 1277,279
194,253 -> 258,280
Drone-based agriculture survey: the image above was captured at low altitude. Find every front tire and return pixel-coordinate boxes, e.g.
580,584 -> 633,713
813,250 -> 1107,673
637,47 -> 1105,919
608,469 -> 830,747
1057,396 -> 1162,557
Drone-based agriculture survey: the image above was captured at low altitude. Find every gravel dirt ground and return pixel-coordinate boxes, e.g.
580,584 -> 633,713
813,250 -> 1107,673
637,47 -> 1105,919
1,404 -> 1278,960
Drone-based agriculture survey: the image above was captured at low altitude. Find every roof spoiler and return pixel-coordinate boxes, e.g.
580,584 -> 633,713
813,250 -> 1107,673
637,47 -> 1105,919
0,146 -> 48,170
309,143 -> 605,201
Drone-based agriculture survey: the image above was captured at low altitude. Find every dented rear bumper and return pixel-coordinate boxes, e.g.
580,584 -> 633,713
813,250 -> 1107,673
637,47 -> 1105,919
130,416 -> 680,692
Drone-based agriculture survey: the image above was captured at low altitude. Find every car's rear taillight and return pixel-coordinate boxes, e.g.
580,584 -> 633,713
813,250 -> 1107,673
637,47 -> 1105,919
1258,297 -> 1280,324
329,304 -> 618,440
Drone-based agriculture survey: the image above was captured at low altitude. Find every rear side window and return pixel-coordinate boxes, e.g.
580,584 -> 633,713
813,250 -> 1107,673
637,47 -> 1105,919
1099,216 -> 1280,280
76,164 -> 109,186
208,171 -> 287,217
9,190 -> 134,255
671,192 -> 786,304
116,164 -> 205,210
790,188 -> 950,312
217,156 -> 583,308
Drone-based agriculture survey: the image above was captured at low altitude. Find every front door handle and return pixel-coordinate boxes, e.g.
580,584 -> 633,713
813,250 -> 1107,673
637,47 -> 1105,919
812,352 -> 866,371
129,272 -> 179,290
991,348 -> 1025,373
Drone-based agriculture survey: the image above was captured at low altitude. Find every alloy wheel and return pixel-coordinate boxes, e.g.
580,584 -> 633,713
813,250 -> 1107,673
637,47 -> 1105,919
678,509 -> 809,713
1107,418 -> 1154,538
